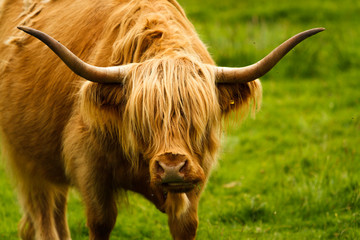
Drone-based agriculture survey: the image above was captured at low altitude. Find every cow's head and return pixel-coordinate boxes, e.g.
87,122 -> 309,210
120,56 -> 221,193
18,26 -> 324,194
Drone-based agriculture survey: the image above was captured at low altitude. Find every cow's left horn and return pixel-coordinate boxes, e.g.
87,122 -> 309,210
17,26 -> 131,84
214,28 -> 325,84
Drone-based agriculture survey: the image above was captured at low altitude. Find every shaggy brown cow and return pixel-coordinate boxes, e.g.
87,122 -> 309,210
0,0 -> 323,239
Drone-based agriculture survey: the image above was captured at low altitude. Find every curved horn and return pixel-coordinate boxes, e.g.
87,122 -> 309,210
215,28 -> 325,84
17,26 -> 131,84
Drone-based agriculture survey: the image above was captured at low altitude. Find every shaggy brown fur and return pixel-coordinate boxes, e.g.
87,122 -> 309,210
0,0 -> 261,239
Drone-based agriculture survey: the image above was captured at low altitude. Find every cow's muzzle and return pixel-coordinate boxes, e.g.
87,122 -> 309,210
150,153 -> 204,193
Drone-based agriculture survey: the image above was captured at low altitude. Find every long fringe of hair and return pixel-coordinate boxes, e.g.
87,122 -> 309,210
123,55 -> 221,169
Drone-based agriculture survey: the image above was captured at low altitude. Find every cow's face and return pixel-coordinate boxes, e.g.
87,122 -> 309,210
119,57 -> 222,193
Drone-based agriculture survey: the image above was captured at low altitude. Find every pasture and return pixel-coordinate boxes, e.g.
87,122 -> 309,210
0,0 -> 359,239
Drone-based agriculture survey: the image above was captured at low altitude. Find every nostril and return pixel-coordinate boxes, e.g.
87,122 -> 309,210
155,160 -> 164,174
179,160 -> 188,173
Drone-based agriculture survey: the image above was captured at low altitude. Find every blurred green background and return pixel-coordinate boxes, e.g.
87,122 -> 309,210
0,0 -> 359,239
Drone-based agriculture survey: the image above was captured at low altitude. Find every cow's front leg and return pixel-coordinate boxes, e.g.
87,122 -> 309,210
75,162 -> 118,240
165,191 -> 200,240
86,196 -> 117,240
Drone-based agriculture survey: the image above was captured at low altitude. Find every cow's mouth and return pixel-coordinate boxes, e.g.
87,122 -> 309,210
161,181 -> 199,193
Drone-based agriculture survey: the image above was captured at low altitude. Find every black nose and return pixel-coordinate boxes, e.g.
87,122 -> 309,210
155,160 -> 187,183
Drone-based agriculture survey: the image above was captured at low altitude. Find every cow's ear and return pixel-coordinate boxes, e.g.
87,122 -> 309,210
216,80 -> 262,118
81,82 -> 126,109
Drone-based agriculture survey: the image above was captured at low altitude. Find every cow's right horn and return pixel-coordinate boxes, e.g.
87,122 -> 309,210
214,28 -> 325,84
18,26 -> 131,84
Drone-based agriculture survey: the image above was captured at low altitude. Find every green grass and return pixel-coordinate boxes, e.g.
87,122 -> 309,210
1,0 -> 359,239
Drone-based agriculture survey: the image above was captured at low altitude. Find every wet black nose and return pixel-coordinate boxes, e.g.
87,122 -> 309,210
155,160 -> 187,183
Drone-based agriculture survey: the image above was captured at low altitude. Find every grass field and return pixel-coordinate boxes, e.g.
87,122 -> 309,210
1,0 -> 359,239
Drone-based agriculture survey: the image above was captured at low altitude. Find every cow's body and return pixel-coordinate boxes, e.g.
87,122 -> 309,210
0,0 -> 261,239
0,0 -> 323,239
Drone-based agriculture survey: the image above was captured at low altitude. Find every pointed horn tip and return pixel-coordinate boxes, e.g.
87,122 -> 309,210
17,26 -> 33,34
308,27 -> 326,34
314,27 -> 325,32
301,27 -> 325,38
298,27 -> 325,37
17,25 -> 28,31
